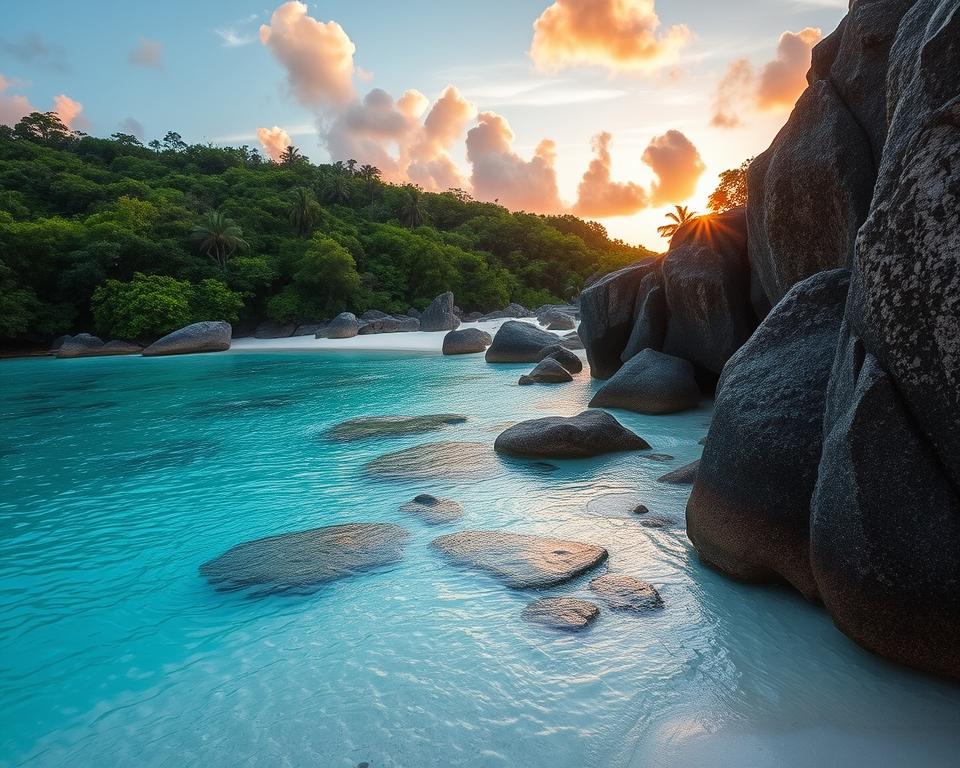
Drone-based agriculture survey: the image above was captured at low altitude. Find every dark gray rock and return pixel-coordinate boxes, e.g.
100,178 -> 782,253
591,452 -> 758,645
49,334 -> 71,353
199,523 -> 409,595
589,574 -> 663,612
590,348 -> 700,415
638,516 -> 673,529
357,315 -> 420,334
479,303 -> 533,321
321,312 -> 360,339
406,307 -> 422,319
746,79 -> 875,306
56,333 -> 104,358
537,344 -> 584,374
142,321 -> 232,357
365,441 -> 498,481
521,597 -> 599,630
561,330 -> 585,350
99,340 -> 143,356
518,358 -> 573,385
399,493 -> 464,524
539,308 -> 576,330
657,459 -> 699,485
578,259 -> 659,379
661,244 -> 755,375
254,321 -> 296,339
462,311 -> 483,322
632,504 -> 649,515
442,328 -> 492,355
620,271 -> 667,363
294,324 -> 324,337
671,206 -> 748,263
431,530 -> 608,588
686,269 -> 849,599
360,309 -> 390,322
420,292 -> 461,332
327,414 -> 466,441
494,410 -> 650,459
811,331 -> 960,679
485,321 -> 560,363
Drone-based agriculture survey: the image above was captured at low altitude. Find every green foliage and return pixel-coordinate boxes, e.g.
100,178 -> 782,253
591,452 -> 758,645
0,115 -> 656,342
92,272 -> 242,340
708,158 -> 752,213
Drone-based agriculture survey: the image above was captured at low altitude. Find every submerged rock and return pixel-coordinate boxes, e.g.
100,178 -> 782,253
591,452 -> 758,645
589,574 -> 664,612
323,312 -> 361,339
199,523 -> 409,595
365,441 -> 497,480
521,597 -> 600,630
431,530 -> 608,588
399,493 -> 464,524
657,459 -> 699,485
420,292 -> 461,332
485,321 -> 559,363
589,348 -> 700,415
537,344 -> 583,374
142,321 -> 231,357
442,328 -> 492,355
518,358 -> 573,385
494,410 -> 649,458
326,414 -> 467,441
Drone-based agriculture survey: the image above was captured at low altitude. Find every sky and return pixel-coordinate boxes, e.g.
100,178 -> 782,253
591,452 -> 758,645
0,0 -> 848,250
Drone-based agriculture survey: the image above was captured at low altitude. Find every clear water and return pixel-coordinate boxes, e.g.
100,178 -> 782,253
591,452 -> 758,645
1,350 -> 958,768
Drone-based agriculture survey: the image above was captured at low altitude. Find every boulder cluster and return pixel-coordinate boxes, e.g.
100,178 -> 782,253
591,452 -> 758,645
681,1 -> 960,679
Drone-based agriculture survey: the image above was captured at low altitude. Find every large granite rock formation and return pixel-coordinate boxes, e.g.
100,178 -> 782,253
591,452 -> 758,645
590,348 -> 700,415
485,321 -> 559,363
420,292 -> 461,332
323,312 -> 360,339
687,269 -> 850,599
143,321 -> 231,356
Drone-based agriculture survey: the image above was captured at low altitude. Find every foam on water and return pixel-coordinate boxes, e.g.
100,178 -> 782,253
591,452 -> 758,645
1,350 -> 958,767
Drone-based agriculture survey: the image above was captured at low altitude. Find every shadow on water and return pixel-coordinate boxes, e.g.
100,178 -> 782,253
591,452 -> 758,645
106,438 -> 220,473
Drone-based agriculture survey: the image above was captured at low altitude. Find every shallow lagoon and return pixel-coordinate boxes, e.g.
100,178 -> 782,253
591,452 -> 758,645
1,350 -> 958,767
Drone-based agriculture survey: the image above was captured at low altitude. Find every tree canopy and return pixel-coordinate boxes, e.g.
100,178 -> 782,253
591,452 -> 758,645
0,112 -> 655,344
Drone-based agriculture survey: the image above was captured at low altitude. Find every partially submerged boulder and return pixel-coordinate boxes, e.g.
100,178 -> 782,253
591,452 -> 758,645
589,574 -> 664,612
143,321 -> 231,357
537,344 -> 583,374
518,358 -> 573,385
657,459 -> 699,485
485,320 -> 559,363
199,523 -> 409,595
420,292 -> 461,332
323,312 -> 361,339
578,259 -> 659,379
365,441 -> 498,481
686,269 -> 849,599
589,348 -> 700,415
431,530 -> 608,588
494,410 -> 649,459
521,597 -> 599,630
399,493 -> 464,524
442,328 -> 492,355
327,414 -> 466,441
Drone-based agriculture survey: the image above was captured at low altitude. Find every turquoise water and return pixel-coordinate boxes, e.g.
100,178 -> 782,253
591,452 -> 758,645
1,350 -> 959,768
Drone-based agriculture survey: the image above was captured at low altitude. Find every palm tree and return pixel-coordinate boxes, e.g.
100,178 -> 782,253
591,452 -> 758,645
322,173 -> 352,205
279,145 -> 305,165
289,187 -> 316,238
657,205 -> 698,239
397,185 -> 425,228
346,158 -> 358,175
191,211 -> 249,270
358,164 -> 381,202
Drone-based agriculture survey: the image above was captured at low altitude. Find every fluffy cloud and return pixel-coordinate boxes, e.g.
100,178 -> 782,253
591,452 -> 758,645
260,1 -> 356,108
323,86 -> 474,191
530,0 -> 689,74
573,132 -> 648,216
257,125 -> 292,162
712,27 -> 822,127
642,129 -> 705,206
128,38 -> 163,68
465,111 -> 562,213
53,94 -> 84,129
0,75 -> 35,126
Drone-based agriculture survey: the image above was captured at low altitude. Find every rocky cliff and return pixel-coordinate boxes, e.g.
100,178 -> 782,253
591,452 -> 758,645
582,0 -> 960,679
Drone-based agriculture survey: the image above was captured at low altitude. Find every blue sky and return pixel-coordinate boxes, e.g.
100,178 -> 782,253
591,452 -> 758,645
1,1 -> 848,247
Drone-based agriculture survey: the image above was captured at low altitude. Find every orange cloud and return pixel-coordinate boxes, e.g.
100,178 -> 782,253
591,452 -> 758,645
530,0 -> 689,74
642,129 -> 705,206
573,132 -> 648,216
53,94 -> 84,129
465,111 -> 562,213
257,125 -> 292,162
407,86 -> 475,190
712,27 -> 822,128
259,1 -> 356,108
0,74 -> 35,126
128,38 -> 163,69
